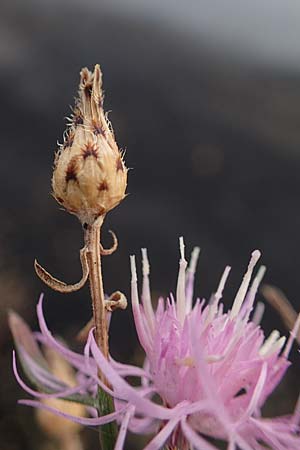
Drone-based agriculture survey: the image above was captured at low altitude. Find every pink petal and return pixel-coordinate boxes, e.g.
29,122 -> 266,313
8,309 -> 47,367
89,331 -> 175,420
143,415 -> 181,450
36,296 -> 94,374
181,417 -> 219,450
13,351 -> 91,400
240,363 -> 267,420
131,256 -> 152,352
18,399 -> 124,426
114,405 -> 135,450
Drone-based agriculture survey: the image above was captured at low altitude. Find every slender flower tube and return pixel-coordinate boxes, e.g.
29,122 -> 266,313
10,240 -> 300,450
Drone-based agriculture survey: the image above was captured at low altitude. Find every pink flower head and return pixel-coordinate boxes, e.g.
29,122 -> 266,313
126,239 -> 300,449
10,239 -> 300,450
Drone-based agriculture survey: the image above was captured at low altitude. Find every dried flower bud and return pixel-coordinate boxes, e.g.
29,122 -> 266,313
52,65 -> 127,224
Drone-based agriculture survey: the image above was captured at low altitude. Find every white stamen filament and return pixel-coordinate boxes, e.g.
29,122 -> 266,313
243,363 -> 267,419
272,336 -> 286,354
141,248 -> 155,334
230,250 -> 261,319
179,236 -> 185,261
206,266 -> 231,326
176,237 -> 188,324
141,248 -> 150,276
259,330 -> 281,356
252,302 -> 265,325
185,246 -> 200,313
187,247 -> 200,276
214,266 -> 231,304
247,266 -> 266,308
130,255 -> 137,283
242,265 -> 266,323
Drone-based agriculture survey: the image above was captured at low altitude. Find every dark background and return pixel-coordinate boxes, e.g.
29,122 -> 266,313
1,1 -> 300,449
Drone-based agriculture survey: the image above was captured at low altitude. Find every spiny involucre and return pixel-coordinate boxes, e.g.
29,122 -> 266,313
52,64 -> 127,225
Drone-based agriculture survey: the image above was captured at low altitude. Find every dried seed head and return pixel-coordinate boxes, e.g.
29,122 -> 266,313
52,64 -> 127,224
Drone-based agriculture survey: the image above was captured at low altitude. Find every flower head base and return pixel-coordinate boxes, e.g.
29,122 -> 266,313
52,65 -> 127,225
10,240 -> 300,450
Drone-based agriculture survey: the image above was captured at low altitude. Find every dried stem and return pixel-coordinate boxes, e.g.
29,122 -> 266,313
84,216 -> 109,374
84,216 -> 117,450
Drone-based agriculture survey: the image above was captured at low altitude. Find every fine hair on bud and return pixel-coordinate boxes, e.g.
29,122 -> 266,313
52,64 -> 127,225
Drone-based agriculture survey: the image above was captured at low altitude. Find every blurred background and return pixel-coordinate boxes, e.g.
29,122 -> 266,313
1,0 -> 300,448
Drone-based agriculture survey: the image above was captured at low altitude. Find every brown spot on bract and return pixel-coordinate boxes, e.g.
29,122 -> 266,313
82,143 -> 98,159
64,131 -> 75,148
66,159 -> 78,182
72,106 -> 83,127
92,120 -> 105,136
98,180 -> 109,191
74,115 -> 83,126
56,197 -> 64,204
84,83 -> 93,97
116,157 -> 124,172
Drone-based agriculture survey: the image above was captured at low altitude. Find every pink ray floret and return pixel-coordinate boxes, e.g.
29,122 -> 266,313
10,238 -> 300,449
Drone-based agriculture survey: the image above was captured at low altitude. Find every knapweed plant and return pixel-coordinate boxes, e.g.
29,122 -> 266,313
9,65 -> 300,450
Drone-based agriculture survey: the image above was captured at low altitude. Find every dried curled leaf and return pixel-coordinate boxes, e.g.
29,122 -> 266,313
34,247 -> 89,293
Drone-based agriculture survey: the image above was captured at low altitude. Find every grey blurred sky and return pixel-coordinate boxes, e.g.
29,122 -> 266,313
85,0 -> 300,69
2,0 -> 300,71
